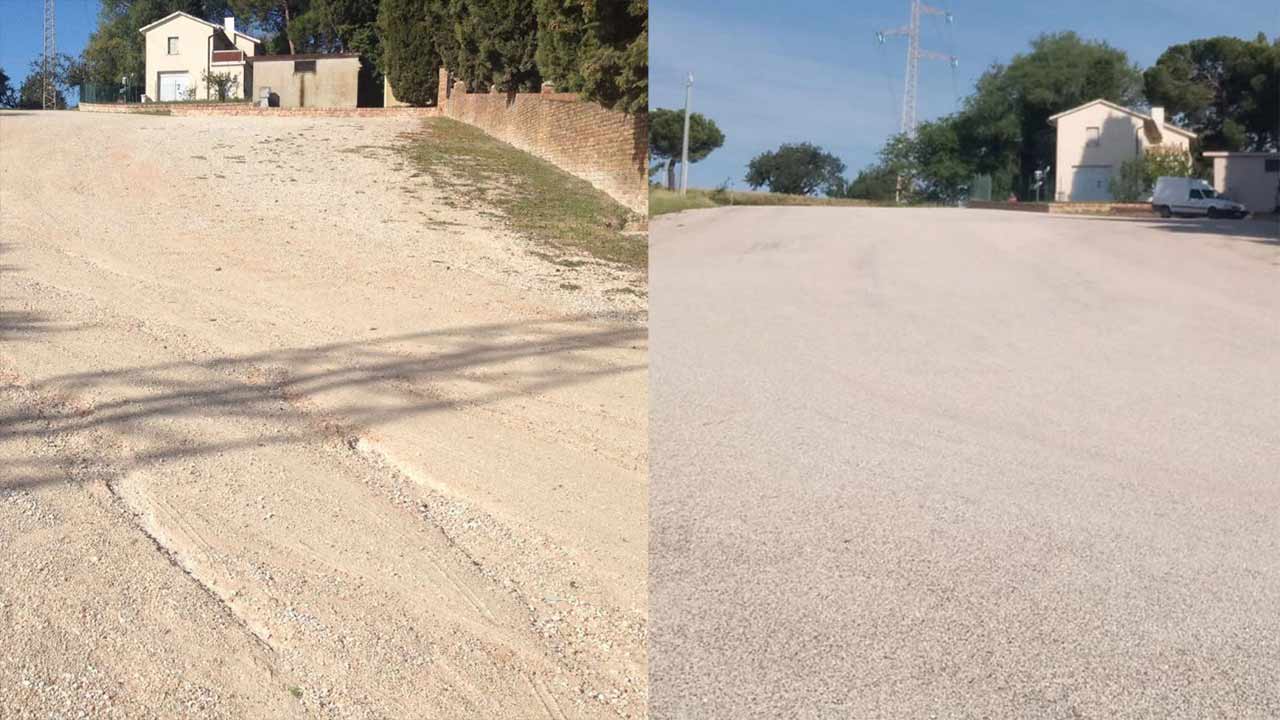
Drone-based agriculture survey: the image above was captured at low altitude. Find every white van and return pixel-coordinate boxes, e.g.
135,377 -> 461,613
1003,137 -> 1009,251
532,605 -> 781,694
1150,177 -> 1248,219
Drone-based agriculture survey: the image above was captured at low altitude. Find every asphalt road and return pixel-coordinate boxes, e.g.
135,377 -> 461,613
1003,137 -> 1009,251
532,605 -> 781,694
650,207 -> 1280,719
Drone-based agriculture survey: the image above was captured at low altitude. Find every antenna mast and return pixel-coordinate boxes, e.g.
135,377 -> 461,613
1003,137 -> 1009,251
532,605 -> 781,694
876,0 -> 957,137
42,0 -> 57,109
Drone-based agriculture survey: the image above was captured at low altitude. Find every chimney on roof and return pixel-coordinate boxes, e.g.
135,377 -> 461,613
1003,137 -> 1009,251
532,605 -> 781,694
224,16 -> 236,37
1150,106 -> 1165,127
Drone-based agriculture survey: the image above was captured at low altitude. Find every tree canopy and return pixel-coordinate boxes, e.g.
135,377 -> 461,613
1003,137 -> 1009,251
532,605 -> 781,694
649,108 -> 725,190
1144,34 -> 1279,151
0,68 -> 16,108
745,143 -> 846,196
378,0 -> 646,110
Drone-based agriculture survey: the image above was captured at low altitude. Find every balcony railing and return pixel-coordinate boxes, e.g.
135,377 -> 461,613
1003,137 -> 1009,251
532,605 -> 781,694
212,49 -> 244,63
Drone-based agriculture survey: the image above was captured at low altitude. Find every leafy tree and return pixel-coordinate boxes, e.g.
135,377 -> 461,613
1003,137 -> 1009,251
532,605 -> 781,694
201,68 -> 240,99
985,32 -> 1141,196
288,0 -> 379,59
16,55 -> 79,109
0,68 -> 17,108
378,0 -> 443,105
1144,34 -> 1280,152
229,0 -> 310,54
844,164 -> 898,202
880,117 -> 974,203
745,142 -> 846,196
535,0 -> 646,113
649,108 -> 725,190
1108,145 -> 1195,201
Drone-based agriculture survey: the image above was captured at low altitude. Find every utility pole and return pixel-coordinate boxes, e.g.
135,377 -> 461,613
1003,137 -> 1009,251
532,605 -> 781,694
680,72 -> 693,195
42,0 -> 57,109
876,0 -> 957,138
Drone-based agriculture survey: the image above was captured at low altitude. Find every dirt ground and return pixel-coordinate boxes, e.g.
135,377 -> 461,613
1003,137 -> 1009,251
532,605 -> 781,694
0,110 -> 646,718
651,207 -> 1279,718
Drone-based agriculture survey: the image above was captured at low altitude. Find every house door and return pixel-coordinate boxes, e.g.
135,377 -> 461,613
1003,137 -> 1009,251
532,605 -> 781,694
158,72 -> 190,101
1070,166 -> 1113,201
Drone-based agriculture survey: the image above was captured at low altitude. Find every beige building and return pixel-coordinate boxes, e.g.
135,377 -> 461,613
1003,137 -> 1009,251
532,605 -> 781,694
1048,99 -> 1196,202
1203,152 -> 1280,214
250,55 -> 362,108
139,12 -> 260,102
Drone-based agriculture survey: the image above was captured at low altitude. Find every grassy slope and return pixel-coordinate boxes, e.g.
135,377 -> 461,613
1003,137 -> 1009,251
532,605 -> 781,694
403,117 -> 646,270
650,187 -> 873,215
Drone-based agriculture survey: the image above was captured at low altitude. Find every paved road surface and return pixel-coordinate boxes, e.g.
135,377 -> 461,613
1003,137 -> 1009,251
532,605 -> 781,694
1,110 -> 646,718
651,207 -> 1280,718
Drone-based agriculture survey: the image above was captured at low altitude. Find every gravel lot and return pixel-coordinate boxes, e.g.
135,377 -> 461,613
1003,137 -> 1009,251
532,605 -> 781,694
650,207 -> 1280,718
1,110 -> 646,718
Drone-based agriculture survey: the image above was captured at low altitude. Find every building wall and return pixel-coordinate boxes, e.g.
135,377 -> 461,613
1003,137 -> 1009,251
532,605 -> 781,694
209,62 -> 249,100
143,15 -> 215,101
252,58 -> 361,108
1054,104 -> 1191,201
436,69 -> 647,215
1211,154 -> 1280,214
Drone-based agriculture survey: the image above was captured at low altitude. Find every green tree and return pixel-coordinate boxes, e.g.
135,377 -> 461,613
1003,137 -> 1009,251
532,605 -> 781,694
880,117 -> 974,204
745,142 -> 847,196
649,108 -> 725,190
377,0 -> 443,105
988,32 -> 1141,196
16,55 -> 79,109
0,68 -> 17,108
201,68 -> 240,100
288,0 -> 379,58
533,0 -> 646,113
1144,34 -> 1280,152
1108,145 -> 1195,202
844,164 -> 898,202
441,0 -> 541,92
229,0 -> 310,54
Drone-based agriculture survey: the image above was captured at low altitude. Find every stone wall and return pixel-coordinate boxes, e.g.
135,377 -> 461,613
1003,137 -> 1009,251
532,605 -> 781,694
436,69 -> 647,215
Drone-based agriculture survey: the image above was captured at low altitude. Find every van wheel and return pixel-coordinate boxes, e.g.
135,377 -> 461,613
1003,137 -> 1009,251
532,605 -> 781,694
1158,205 -> 1172,218
1207,207 -> 1219,219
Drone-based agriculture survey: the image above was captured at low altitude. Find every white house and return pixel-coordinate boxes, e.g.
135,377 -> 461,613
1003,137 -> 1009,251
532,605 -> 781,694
139,12 -> 261,102
1048,99 -> 1196,202
1202,152 -> 1280,214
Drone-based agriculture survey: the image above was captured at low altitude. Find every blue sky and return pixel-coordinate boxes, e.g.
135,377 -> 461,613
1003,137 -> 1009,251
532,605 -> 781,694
651,0 -> 1279,189
0,0 -> 98,91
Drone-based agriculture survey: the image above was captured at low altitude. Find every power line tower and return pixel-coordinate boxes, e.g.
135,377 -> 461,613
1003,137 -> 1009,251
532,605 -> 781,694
42,0 -> 57,109
876,0 -> 957,137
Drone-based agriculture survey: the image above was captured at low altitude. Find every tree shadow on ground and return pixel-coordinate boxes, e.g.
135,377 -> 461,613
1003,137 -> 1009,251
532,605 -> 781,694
1046,214 -> 1280,245
1140,216 -> 1280,244
0,317 -> 645,491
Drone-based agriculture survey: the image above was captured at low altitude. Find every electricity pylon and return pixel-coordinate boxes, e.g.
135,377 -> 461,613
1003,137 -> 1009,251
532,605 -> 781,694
876,0 -> 957,137
42,0 -> 57,109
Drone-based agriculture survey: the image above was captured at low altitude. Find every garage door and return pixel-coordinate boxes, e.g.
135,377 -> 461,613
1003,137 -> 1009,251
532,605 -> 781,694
158,72 -> 190,102
1070,166 -> 1113,202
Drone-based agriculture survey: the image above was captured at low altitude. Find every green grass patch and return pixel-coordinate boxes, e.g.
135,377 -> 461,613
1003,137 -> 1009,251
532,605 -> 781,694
402,118 -> 645,270
650,186 -> 875,215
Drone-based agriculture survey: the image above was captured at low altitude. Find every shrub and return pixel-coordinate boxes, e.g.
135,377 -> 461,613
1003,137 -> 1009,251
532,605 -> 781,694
1109,145 -> 1194,201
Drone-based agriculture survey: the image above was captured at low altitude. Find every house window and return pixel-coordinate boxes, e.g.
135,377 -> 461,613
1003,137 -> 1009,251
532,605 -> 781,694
1265,158 -> 1280,173
294,60 -> 316,74
167,37 -> 179,55
1086,127 -> 1100,147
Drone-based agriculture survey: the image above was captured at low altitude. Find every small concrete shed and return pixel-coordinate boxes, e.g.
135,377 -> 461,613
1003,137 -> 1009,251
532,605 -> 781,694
250,54 -> 361,108
1203,152 -> 1280,214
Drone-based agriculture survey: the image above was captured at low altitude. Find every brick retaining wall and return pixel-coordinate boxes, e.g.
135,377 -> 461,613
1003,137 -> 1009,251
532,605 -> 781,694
968,200 -> 1155,217
436,69 -> 647,215
78,102 -> 440,119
